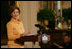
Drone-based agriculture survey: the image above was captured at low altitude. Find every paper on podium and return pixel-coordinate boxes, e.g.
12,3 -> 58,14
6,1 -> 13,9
26,33 -> 37,36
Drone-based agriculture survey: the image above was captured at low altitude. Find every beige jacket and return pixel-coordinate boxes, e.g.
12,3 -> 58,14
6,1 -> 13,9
7,18 -> 25,48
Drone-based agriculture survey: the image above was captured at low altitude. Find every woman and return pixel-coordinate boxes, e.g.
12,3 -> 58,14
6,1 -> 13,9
7,6 -> 30,48
43,19 -> 50,30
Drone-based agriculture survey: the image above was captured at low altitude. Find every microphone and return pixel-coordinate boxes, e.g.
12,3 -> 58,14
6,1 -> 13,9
35,24 -> 44,30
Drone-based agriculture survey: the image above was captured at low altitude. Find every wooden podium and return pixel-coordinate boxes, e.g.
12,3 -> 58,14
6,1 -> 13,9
15,30 -> 71,47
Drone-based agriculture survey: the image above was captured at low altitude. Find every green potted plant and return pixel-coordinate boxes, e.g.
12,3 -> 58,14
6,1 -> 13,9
37,9 -> 55,22
37,9 -> 55,29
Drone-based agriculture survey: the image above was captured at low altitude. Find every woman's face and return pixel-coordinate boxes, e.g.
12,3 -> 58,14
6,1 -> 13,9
11,9 -> 19,19
43,20 -> 49,26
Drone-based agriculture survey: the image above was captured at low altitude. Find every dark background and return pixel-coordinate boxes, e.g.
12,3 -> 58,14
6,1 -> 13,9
1,1 -> 15,45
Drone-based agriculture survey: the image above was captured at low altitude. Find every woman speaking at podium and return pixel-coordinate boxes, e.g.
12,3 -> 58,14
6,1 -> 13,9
6,6 -> 30,48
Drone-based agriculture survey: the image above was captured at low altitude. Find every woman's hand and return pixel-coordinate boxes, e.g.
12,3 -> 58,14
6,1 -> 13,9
20,34 -> 25,37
